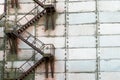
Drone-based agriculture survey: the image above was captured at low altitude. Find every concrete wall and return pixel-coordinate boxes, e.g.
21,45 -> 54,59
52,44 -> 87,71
0,0 -> 120,80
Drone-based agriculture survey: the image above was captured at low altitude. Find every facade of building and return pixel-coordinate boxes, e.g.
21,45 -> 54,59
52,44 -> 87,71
0,0 -> 120,80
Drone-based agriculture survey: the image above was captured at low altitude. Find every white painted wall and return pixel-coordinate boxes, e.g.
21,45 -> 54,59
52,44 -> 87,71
0,0 -> 120,80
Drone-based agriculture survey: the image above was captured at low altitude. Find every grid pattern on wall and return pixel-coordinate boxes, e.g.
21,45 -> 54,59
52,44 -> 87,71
0,0 -> 120,80
66,0 -> 120,80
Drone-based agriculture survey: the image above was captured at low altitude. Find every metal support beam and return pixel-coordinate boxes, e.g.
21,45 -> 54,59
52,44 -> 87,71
45,57 -> 49,78
50,56 -> 54,78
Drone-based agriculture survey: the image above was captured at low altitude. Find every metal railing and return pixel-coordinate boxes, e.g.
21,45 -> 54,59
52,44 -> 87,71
16,5 -> 44,27
17,44 -> 55,72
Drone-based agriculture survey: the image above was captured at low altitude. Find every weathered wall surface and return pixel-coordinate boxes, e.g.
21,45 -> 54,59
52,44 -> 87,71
0,0 -> 120,80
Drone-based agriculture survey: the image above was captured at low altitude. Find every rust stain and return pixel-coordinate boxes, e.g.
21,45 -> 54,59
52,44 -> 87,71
16,38 -> 21,52
8,37 -> 18,54
11,0 -> 19,8
36,56 -> 55,79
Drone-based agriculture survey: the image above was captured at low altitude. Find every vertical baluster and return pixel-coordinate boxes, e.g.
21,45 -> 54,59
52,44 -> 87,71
20,67 -> 25,72
24,16 -> 29,22
25,34 -> 31,41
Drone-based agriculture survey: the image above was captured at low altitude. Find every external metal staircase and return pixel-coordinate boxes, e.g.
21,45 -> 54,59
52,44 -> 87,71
5,0 -> 55,80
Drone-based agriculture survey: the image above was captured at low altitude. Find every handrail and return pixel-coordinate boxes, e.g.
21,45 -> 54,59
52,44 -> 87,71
16,29 -> 45,46
16,5 -> 40,22
18,46 -> 45,71
33,0 -> 44,8
0,13 -> 5,20
16,9 -> 46,30
18,44 -> 54,72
